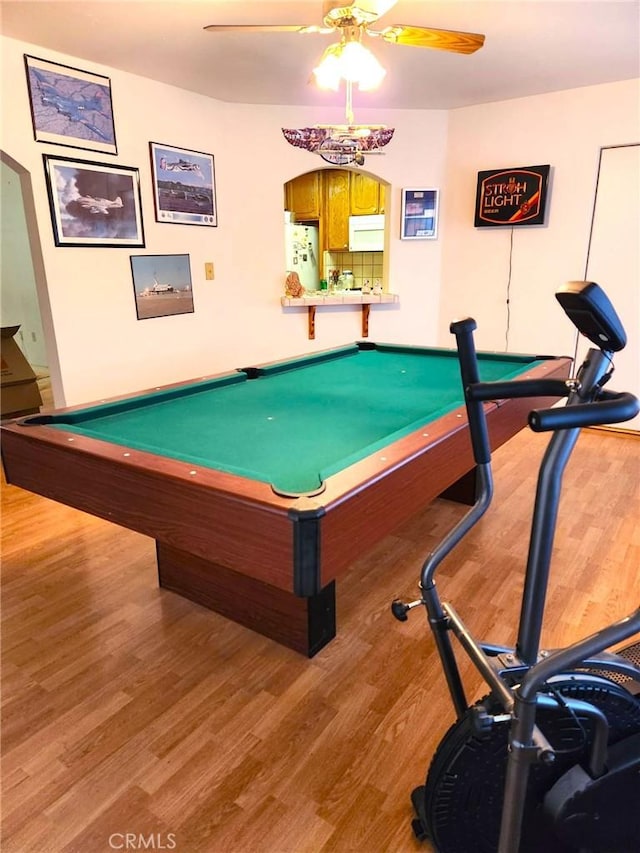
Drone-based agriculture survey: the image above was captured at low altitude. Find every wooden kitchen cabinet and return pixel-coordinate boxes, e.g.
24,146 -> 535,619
285,169 -> 385,252
323,170 -> 351,251
350,172 -> 385,215
285,172 -> 321,220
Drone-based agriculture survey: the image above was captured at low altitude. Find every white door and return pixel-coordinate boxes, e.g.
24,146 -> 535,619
584,144 -> 640,430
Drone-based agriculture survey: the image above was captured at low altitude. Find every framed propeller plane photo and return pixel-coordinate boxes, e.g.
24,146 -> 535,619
149,142 -> 217,226
43,155 -> 144,248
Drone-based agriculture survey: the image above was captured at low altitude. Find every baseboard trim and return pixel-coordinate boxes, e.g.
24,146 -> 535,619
586,425 -> 640,439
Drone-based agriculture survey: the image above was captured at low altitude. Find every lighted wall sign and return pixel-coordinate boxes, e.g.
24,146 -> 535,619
474,165 -> 550,227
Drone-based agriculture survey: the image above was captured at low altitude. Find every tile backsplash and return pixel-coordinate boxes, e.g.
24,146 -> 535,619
323,251 -> 384,290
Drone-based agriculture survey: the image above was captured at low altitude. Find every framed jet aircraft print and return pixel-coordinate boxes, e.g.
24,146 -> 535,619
25,55 -> 117,155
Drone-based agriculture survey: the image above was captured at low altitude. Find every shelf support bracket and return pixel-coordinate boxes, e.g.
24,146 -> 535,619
362,303 -> 371,338
308,305 -> 316,339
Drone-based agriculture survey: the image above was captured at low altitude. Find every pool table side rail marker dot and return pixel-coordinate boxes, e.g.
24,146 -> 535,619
0,344 -> 571,657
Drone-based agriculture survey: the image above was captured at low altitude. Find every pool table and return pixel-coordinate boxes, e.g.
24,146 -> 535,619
1,342 -> 570,656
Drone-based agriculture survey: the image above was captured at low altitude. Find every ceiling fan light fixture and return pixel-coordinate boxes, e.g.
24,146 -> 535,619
313,43 -> 343,90
340,40 -> 386,89
313,37 -> 386,91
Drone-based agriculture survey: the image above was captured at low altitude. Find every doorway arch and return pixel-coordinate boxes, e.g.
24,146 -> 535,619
1,150 -> 63,406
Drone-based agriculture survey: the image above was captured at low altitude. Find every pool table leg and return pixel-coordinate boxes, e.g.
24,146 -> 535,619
440,466 -> 477,505
155,543 -> 336,657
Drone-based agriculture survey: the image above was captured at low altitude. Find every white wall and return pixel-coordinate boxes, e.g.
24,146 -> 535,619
438,80 -> 640,362
1,35 -> 448,406
1,34 -> 638,410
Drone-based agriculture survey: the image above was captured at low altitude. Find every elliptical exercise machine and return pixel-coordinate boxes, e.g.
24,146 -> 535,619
392,282 -> 640,853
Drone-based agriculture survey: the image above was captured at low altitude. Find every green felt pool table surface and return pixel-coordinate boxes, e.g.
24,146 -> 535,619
1,341 -> 571,655
35,343 -> 550,496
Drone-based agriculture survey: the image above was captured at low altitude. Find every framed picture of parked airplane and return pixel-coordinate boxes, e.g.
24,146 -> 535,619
43,154 -> 145,248
24,55 -> 117,155
149,142 -> 217,226
130,254 -> 194,320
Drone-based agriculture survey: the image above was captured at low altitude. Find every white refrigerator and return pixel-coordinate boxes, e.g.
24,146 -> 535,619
284,223 -> 320,291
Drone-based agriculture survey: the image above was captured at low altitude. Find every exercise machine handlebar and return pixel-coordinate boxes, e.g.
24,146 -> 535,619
467,378 -> 571,402
449,318 -> 492,465
530,389 -> 639,432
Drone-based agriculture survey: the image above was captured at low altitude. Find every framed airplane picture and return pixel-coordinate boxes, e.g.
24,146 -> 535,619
149,142 -> 217,226
43,155 -> 145,248
130,254 -> 194,320
24,54 -> 117,155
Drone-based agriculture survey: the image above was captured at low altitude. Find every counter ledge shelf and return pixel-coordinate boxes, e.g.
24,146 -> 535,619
280,291 -> 399,338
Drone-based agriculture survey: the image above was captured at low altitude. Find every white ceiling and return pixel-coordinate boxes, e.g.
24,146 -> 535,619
1,0 -> 639,111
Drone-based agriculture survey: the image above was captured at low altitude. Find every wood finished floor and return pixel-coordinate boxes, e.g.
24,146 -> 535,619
1,427 -> 639,853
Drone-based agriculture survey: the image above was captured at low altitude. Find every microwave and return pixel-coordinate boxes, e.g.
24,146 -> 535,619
348,214 -> 385,252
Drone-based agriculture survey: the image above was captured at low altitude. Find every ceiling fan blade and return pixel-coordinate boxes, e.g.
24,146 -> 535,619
204,25 -> 332,35
369,25 -> 485,54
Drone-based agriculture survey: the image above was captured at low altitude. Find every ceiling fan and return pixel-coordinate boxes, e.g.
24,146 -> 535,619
205,1 -> 484,167
204,1 -> 486,60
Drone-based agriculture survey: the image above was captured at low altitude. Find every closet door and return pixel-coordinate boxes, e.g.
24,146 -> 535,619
585,144 -> 639,430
